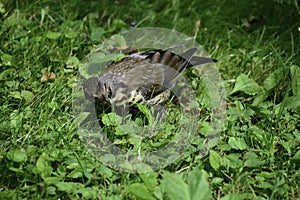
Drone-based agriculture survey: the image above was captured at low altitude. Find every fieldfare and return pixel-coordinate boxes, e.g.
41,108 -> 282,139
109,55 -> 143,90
83,46 -> 215,115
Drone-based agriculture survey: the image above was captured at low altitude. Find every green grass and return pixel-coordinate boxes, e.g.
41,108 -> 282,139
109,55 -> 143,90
1,0 -> 300,199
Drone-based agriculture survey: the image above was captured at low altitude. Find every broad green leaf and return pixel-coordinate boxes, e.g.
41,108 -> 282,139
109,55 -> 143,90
78,187 -> 97,199
162,171 -> 190,200
136,163 -> 157,188
107,34 -> 127,47
47,187 -> 58,196
119,162 -> 134,172
260,171 -> 276,178
8,167 -> 24,173
244,151 -> 258,159
125,183 -> 156,200
55,182 -> 84,193
209,150 -> 222,171
1,53 -> 15,66
0,69 -> 15,80
115,121 -> 140,135
249,125 -> 265,141
0,3 -> 5,13
67,169 -> 83,179
46,31 -> 61,40
98,165 -> 113,178
230,74 -> 260,95
10,110 -> 23,128
88,52 -> 105,63
7,149 -> 27,162
293,150 -> 300,160
91,27 -> 104,41
80,62 -> 107,78
66,160 -> 79,170
263,66 -> 289,91
291,65 -> 300,96
244,152 -> 264,167
253,66 -> 290,105
21,90 -> 34,102
1,10 -> 27,34
81,52 -> 125,78
153,186 -> 164,200
73,112 -> 90,126
66,56 -> 80,69
244,158 -> 265,168
111,19 -> 128,29
228,137 -> 248,150
102,113 -> 122,126
199,121 -> 210,136
292,150 -> 300,166
252,93 -> 269,106
43,177 -> 61,185
64,29 -> 78,39
187,169 -> 211,200
281,95 -> 300,111
36,153 -> 53,178
211,177 -> 223,185
224,154 -> 243,169
19,68 -> 31,79
5,80 -> 18,88
100,154 -> 116,164
89,52 -> 123,64
10,91 -> 21,99
114,53 -> 126,62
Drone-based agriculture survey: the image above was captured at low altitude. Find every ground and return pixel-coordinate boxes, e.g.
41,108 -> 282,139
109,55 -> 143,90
0,0 -> 300,199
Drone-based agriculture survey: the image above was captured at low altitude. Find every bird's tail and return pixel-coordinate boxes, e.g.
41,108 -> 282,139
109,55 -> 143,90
180,48 -> 217,67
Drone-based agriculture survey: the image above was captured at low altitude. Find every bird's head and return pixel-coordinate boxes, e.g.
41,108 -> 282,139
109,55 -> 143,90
83,77 -> 107,102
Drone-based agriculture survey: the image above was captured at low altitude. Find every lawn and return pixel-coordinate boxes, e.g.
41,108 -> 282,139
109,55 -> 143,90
0,0 -> 300,199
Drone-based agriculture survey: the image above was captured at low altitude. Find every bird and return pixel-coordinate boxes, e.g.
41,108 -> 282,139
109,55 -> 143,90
83,45 -> 216,116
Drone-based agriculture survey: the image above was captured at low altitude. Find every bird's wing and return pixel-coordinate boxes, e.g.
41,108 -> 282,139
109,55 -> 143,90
135,48 -> 196,89
126,61 -> 164,90
112,58 -> 165,104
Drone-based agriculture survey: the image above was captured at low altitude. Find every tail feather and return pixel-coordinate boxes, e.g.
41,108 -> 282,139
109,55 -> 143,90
180,48 -> 198,61
189,56 -> 217,67
180,48 -> 217,67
